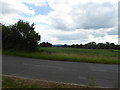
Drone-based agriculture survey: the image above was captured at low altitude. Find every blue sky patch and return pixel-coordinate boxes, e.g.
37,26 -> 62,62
23,3 -> 53,16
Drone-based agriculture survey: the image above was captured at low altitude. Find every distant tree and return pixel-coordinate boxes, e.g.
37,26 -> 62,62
63,44 -> 68,47
79,44 -> 83,48
97,43 -> 105,49
70,42 -> 119,49
109,43 -> 115,49
84,42 -> 96,49
71,44 -> 75,48
40,42 -> 52,47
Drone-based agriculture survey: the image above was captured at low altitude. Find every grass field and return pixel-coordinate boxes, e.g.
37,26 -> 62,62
2,47 -> 119,64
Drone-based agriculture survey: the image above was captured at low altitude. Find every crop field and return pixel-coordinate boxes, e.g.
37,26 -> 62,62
3,47 -> 119,64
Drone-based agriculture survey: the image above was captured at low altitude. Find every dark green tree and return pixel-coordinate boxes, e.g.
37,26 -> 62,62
2,20 -> 40,51
40,42 -> 52,47
84,42 -> 96,49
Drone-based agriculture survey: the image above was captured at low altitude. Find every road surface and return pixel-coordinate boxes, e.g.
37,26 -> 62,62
2,55 -> 118,88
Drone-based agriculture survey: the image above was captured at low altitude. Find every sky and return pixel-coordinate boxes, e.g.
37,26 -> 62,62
1,0 -> 119,45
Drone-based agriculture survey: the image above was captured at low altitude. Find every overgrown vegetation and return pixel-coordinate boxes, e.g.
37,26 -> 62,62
3,47 -> 119,64
2,76 -> 118,89
40,42 -> 52,47
1,20 -> 40,51
1,20 -> 119,64
2,75 -> 87,88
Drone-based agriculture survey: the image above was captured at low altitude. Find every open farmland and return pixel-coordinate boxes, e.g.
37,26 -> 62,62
3,47 -> 119,64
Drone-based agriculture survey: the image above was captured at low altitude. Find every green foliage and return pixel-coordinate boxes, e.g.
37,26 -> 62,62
70,42 -> 119,49
40,42 -> 52,47
3,47 -> 119,64
2,20 -> 40,51
38,47 -> 119,57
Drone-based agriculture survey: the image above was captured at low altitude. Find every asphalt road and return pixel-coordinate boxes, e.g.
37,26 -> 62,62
2,55 -> 118,88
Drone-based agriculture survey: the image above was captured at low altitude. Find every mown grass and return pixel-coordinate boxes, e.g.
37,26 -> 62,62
2,47 -> 119,64
2,75 -> 87,88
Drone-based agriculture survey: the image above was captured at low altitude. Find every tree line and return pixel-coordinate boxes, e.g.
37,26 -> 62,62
1,20 -> 119,51
62,42 -> 120,49
1,20 -> 40,51
39,41 -> 119,50
40,42 -> 52,47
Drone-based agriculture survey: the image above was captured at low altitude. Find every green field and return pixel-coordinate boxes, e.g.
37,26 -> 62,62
2,47 -> 119,64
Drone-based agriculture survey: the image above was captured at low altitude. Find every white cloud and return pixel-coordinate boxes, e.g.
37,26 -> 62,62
47,1 -> 118,30
107,27 -> 118,35
88,35 -> 118,44
1,0 -> 35,15
1,0 -> 119,44
0,0 -> 35,24
35,27 -> 114,44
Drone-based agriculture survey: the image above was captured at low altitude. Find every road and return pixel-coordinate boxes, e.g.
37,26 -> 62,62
2,55 -> 118,88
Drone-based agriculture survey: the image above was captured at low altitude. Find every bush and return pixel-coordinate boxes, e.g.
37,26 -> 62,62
2,20 -> 40,51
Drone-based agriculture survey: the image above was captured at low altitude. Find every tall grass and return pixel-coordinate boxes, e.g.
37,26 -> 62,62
2,47 -> 119,64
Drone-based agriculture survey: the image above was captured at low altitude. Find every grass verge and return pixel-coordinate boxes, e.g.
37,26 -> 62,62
2,75 -> 88,88
2,75 -> 118,89
2,47 -> 119,64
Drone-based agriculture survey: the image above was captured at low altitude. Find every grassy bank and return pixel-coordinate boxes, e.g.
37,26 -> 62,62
2,75 -> 87,88
3,76 -> 118,89
2,47 -> 119,64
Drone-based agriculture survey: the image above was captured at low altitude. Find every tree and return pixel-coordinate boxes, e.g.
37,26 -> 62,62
97,43 -> 105,49
2,20 -> 40,51
84,42 -> 96,49
40,42 -> 52,47
63,44 -> 68,47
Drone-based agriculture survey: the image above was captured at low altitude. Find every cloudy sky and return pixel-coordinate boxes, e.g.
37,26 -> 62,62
1,0 -> 119,45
